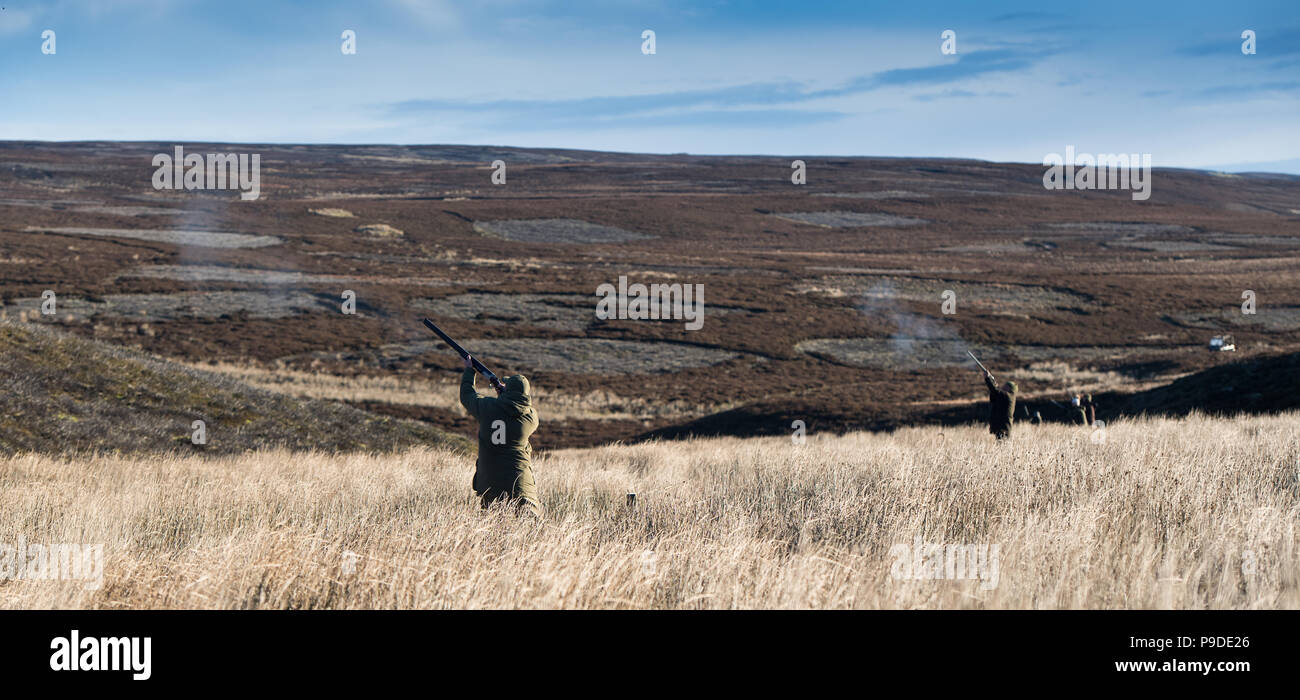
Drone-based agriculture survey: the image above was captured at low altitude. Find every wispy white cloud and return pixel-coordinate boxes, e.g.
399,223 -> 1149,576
386,48 -> 1052,130
0,8 -> 35,36
387,0 -> 461,30
0,0 -> 177,34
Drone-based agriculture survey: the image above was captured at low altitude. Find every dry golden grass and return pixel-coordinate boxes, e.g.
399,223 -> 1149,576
2,412 -> 1296,609
306,207 -> 355,218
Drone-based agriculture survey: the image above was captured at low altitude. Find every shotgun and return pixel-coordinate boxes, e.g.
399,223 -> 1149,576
421,317 -> 505,393
967,350 -> 992,376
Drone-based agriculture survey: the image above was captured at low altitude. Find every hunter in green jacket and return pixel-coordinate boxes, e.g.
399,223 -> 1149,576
460,355 -> 541,516
984,371 -> 1017,440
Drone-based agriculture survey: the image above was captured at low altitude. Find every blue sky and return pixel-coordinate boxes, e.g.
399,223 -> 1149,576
1,0 -> 1297,171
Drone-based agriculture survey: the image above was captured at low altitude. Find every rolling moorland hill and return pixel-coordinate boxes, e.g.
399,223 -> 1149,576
2,141 -> 1299,447
1113,351 -> 1300,417
640,349 -> 1300,440
0,321 -> 469,456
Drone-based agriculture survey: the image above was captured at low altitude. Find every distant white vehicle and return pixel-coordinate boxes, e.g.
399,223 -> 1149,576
1209,334 -> 1236,352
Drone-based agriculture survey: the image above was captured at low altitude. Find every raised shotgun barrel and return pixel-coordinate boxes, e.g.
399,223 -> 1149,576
421,317 -> 506,392
967,350 -> 991,376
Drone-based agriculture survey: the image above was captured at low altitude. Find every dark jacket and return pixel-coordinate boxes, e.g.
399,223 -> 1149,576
460,369 -> 540,515
1070,399 -> 1088,425
985,374 -> 1017,438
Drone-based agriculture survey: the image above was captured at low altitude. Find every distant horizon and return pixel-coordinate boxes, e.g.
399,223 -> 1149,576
6,139 -> 1298,177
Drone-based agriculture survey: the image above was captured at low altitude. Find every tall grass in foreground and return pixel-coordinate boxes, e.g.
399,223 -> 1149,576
2,412 -> 1296,609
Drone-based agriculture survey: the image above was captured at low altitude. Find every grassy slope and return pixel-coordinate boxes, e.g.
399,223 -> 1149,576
1113,351 -> 1300,417
0,321 -> 470,456
4,412 -> 1296,609
641,351 -> 1300,441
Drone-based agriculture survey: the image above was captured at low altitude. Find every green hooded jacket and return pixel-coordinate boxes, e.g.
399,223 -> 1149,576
985,374 -> 1017,438
460,368 -> 540,515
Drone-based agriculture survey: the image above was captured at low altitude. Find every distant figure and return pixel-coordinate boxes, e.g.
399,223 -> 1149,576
1030,410 -> 1043,425
460,354 -> 541,517
1082,393 -> 1097,426
983,371 -> 1018,440
1070,394 -> 1088,425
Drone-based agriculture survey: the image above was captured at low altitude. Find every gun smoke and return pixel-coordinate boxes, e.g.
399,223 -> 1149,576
856,281 -> 972,363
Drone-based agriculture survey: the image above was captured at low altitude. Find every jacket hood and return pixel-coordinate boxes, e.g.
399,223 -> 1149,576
499,375 -> 532,416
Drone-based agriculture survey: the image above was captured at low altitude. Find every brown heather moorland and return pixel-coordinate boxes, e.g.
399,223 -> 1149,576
3,142 -> 1299,447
